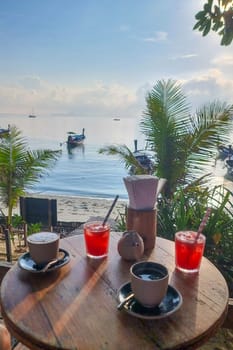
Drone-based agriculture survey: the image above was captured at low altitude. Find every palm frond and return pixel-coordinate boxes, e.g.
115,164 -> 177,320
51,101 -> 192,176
0,125 -> 61,225
99,144 -> 149,174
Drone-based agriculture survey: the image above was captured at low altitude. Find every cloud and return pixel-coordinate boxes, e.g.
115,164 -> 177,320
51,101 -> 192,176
182,68 -> 233,110
18,76 -> 43,90
0,66 -> 232,118
211,55 -> 233,66
170,54 -> 198,60
143,31 -> 168,42
0,78 -> 143,117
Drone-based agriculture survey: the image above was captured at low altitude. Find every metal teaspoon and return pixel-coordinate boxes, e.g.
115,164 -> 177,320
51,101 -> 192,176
117,293 -> 134,310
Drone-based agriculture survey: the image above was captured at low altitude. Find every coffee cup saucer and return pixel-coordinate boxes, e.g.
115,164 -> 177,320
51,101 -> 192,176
18,248 -> 70,273
117,282 -> 182,320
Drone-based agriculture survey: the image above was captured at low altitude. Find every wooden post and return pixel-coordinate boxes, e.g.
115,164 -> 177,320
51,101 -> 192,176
48,199 -> 52,231
4,229 -> 12,262
23,223 -> 27,246
20,197 -> 26,220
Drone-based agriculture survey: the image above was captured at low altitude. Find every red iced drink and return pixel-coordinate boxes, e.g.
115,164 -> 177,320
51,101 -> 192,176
84,221 -> 110,258
175,231 -> 206,273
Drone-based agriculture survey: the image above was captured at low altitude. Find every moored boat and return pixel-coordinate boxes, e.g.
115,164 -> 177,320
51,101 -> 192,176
129,139 -> 155,175
67,128 -> 85,146
0,125 -> 10,137
225,156 -> 233,178
218,144 -> 233,159
28,108 -> 36,118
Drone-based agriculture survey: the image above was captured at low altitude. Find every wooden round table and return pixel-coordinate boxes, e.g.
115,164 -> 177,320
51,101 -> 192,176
0,233 -> 229,350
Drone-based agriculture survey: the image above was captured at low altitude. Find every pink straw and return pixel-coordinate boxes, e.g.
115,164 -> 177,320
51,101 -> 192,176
196,207 -> 211,240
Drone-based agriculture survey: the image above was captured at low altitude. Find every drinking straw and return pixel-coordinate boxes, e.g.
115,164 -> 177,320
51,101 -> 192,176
102,195 -> 119,226
196,207 -> 212,240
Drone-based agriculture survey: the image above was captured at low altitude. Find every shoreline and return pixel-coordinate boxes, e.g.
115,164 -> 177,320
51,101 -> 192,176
8,193 -> 128,223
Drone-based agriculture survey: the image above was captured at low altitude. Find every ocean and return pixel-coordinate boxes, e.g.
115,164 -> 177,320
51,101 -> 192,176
0,115 -> 146,200
0,114 -> 232,200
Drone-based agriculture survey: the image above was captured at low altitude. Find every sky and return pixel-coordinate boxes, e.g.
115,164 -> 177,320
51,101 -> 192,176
0,0 -> 233,118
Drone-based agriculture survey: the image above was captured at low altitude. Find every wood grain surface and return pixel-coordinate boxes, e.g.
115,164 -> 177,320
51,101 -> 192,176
0,233 -> 229,350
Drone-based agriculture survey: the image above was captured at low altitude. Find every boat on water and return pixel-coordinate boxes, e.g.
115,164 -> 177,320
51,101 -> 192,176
28,108 -> 37,118
129,139 -> 155,175
0,125 -> 10,137
67,128 -> 86,146
225,155 -> 233,178
218,144 -> 233,159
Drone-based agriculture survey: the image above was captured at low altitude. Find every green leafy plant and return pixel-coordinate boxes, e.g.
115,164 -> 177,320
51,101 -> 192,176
104,80 -> 233,295
115,185 -> 233,293
194,0 -> 233,45
115,208 -> 127,232
100,80 -> 233,198
27,223 -> 42,236
157,185 -> 233,294
11,214 -> 24,228
0,125 -> 61,228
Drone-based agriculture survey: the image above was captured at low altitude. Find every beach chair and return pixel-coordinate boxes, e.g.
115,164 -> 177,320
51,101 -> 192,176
19,197 -> 57,232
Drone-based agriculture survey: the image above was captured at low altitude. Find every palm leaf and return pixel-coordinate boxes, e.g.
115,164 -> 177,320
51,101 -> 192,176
99,144 -> 150,174
0,125 -> 61,225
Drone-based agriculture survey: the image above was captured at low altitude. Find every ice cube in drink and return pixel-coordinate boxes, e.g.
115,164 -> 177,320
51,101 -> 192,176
175,231 -> 206,273
84,221 -> 110,258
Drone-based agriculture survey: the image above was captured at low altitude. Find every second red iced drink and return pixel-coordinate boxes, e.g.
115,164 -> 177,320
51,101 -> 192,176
175,231 -> 206,273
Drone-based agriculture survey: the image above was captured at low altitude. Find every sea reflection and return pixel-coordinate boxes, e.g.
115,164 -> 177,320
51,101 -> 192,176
66,143 -> 85,158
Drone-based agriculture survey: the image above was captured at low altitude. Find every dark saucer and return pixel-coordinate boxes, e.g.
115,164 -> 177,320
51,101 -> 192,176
117,282 -> 182,320
18,248 -> 70,273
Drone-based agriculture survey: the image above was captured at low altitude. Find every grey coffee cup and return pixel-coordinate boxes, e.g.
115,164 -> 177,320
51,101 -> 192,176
27,232 -> 60,265
130,261 -> 169,307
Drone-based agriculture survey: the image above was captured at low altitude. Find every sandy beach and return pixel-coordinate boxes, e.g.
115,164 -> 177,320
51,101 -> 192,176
8,193 -> 128,224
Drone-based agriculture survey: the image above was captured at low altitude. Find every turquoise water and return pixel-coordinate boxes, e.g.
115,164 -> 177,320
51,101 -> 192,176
0,115 -> 146,200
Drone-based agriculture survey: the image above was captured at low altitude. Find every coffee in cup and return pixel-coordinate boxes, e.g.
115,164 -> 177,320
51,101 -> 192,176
27,232 -> 60,265
130,261 -> 169,307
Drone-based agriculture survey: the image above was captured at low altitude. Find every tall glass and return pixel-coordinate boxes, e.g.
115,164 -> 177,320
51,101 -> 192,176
84,221 -> 110,258
175,231 -> 206,273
